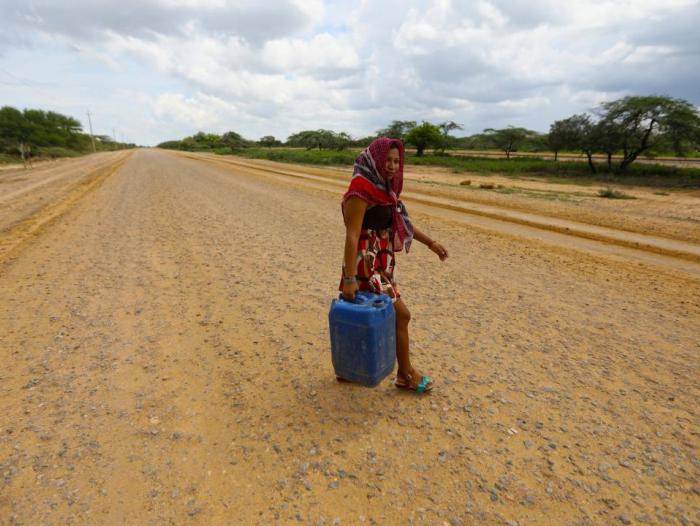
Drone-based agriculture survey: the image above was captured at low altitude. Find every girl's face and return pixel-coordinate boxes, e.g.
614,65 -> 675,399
385,147 -> 400,179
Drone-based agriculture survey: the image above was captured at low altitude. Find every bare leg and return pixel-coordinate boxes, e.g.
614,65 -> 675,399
393,299 -> 433,389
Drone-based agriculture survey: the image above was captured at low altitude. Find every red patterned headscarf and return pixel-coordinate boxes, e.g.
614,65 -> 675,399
342,137 -> 414,252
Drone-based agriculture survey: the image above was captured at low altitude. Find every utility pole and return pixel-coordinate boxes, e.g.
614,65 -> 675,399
86,110 -> 96,153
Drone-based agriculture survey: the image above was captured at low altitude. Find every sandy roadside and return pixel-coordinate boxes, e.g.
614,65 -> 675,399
0,149 -> 698,525
209,153 -> 700,245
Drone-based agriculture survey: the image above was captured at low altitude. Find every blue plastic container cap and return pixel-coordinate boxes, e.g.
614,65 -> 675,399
328,291 -> 396,387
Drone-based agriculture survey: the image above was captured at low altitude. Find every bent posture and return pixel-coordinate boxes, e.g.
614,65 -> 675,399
340,138 -> 448,393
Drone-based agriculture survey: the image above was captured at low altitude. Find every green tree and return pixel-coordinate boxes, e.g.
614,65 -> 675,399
377,120 -> 417,140
157,140 -> 182,150
287,130 -> 324,149
590,119 -> 623,170
600,95 -> 700,172
0,106 -> 90,157
286,129 -> 349,150
0,106 -> 31,150
436,121 -> 463,153
553,114 -> 599,173
482,126 -> 537,159
221,130 -> 248,149
404,122 -> 443,156
332,131 -> 352,150
548,118 -> 583,161
259,135 -> 279,147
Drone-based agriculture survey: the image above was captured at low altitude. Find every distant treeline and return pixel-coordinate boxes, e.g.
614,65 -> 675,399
159,95 -> 700,174
0,106 -> 136,164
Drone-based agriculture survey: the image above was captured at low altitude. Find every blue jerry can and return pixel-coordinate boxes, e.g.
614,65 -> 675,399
328,292 -> 396,386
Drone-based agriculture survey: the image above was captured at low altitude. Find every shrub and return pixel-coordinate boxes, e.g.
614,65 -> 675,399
598,187 -> 635,199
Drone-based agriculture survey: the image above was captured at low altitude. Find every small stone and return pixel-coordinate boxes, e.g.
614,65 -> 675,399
521,495 -> 535,506
337,469 -> 347,478
507,521 -> 519,526
523,440 -> 533,449
545,481 -> 553,495
490,490 -> 498,502
617,515 -> 631,525
303,479 -> 312,490
328,481 -> 339,489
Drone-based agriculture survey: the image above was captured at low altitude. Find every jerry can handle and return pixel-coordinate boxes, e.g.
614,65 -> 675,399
338,293 -> 357,303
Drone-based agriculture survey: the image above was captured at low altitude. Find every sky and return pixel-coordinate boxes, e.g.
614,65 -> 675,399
1,0 -> 699,146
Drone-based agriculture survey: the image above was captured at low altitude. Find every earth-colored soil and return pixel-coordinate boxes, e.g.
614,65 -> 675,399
1,149 -> 698,525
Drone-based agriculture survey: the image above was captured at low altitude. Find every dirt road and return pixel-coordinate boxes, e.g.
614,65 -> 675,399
1,149 -> 698,525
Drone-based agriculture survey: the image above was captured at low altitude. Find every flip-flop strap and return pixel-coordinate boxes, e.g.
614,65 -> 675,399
416,376 -> 431,394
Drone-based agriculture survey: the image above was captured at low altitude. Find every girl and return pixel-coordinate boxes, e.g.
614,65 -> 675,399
340,137 -> 448,393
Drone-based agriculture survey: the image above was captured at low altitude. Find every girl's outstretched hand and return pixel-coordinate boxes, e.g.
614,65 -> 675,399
429,241 -> 449,261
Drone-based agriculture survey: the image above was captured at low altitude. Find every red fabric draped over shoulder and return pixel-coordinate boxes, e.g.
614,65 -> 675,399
342,137 -> 413,252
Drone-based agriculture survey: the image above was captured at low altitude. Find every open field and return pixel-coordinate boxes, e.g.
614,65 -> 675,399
1,149 -> 699,525
234,148 -> 700,189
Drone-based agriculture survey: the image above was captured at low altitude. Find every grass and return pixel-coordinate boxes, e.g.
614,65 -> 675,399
0,147 -> 86,164
232,148 -> 700,189
237,147 -> 358,166
598,187 -> 635,199
36,147 -> 83,159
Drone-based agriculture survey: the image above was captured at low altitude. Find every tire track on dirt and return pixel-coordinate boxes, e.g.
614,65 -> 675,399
175,152 -> 700,279
0,152 -> 132,268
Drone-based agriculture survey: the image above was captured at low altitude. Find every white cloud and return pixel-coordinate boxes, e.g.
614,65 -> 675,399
261,33 -> 361,74
1,0 -> 698,144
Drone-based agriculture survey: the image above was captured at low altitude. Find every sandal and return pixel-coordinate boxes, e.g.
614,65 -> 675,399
394,372 -> 433,393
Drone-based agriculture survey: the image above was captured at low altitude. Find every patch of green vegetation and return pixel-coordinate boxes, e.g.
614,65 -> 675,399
36,146 -> 82,159
598,188 -> 636,199
411,154 -> 700,188
653,191 -> 670,196
228,148 -> 700,189
491,186 -> 583,202
235,147 -> 359,166
668,216 -> 700,224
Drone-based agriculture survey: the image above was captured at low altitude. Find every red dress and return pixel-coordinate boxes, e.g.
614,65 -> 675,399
341,205 -> 399,300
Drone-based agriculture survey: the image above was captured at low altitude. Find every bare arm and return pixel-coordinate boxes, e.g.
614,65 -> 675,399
341,197 -> 368,299
343,197 -> 368,274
